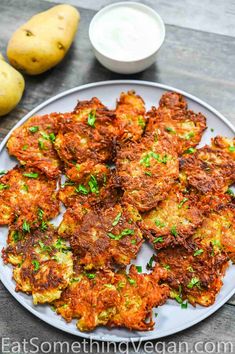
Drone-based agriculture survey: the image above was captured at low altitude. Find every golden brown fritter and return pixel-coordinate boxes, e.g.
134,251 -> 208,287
115,91 -> 146,142
0,166 -> 59,228
211,136 -> 235,160
59,161 -> 115,208
146,92 -> 207,154
180,145 -> 235,194
156,239 -> 229,307
141,183 -> 203,249
3,225 -> 73,304
54,264 -> 169,331
116,132 -> 179,211
193,202 -> 235,262
54,98 -> 118,166
7,113 -> 63,179
58,202 -> 143,269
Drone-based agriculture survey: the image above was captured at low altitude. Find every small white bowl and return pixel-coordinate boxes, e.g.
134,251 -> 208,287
89,2 -> 165,74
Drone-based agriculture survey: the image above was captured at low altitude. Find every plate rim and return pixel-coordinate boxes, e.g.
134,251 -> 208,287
0,79 -> 234,343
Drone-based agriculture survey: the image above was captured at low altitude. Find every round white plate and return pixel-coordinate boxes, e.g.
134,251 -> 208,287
0,80 -> 234,342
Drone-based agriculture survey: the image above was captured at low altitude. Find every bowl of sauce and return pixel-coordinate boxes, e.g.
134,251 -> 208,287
89,2 -> 165,74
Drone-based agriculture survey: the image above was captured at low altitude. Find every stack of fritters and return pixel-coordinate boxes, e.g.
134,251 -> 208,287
1,90 -> 235,333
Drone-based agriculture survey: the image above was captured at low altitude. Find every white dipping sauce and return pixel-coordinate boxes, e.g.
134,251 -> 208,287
91,5 -> 164,61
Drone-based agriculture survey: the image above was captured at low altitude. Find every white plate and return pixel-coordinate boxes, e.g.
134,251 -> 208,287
0,80 -> 234,342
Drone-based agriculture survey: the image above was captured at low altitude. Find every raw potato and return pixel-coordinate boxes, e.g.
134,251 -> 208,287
7,4 -> 80,75
0,54 -> 25,116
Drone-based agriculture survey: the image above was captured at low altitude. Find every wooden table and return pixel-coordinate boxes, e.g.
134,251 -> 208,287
0,0 -> 235,352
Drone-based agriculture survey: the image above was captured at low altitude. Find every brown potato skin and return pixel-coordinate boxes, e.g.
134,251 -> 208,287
54,265 -> 169,332
7,5 -> 80,75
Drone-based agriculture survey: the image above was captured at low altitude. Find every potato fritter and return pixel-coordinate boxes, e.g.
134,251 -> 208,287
0,166 -> 59,228
141,183 -> 203,249
156,240 -> 229,306
7,113 -> 62,178
180,145 -> 235,194
54,98 -> 118,166
115,91 -> 146,142
54,264 -> 169,331
193,202 -> 235,262
146,92 -> 207,154
58,202 -> 143,269
59,161 -> 115,208
3,225 -> 73,304
116,132 -> 179,211
211,136 -> 235,160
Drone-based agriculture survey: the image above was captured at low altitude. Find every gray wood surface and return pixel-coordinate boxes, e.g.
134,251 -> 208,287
47,0 -> 235,37
0,0 -> 235,351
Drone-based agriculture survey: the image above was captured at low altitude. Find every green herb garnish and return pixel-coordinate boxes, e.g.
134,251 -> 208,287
75,184 -> 89,195
22,220 -> 30,233
108,228 -> 134,241
23,172 -> 38,179
194,249 -> 204,256
155,219 -> 165,228
178,198 -> 188,209
112,212 -> 122,226
187,277 -> 200,289
88,175 -> 99,194
0,183 -> 9,190
87,111 -> 96,127
29,126 -> 39,133
32,260 -> 40,271
170,226 -> 178,237
135,265 -> 142,273
153,237 -> 164,243
184,147 -> 196,154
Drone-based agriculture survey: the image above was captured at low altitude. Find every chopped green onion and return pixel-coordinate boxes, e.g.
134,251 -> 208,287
153,236 -> 164,243
112,212 -> 122,226
138,117 -> 145,128
23,172 -> 38,179
155,219 -> 165,228
22,220 -> 30,233
86,273 -> 96,279
170,226 -> 178,237
178,197 -> 188,209
127,277 -> 136,285
187,277 -> 200,289
87,111 -> 96,127
75,184 -> 89,195
184,132 -> 195,140
135,265 -> 142,273
184,147 -> 196,154
32,260 -> 40,271
194,249 -> 204,256
22,144 -> 28,151
88,175 -> 99,194
229,146 -> 235,152
0,183 -> 9,190
28,126 -> 39,133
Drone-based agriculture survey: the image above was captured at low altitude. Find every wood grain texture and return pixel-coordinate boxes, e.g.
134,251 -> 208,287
46,0 -> 235,37
0,0 -> 235,348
